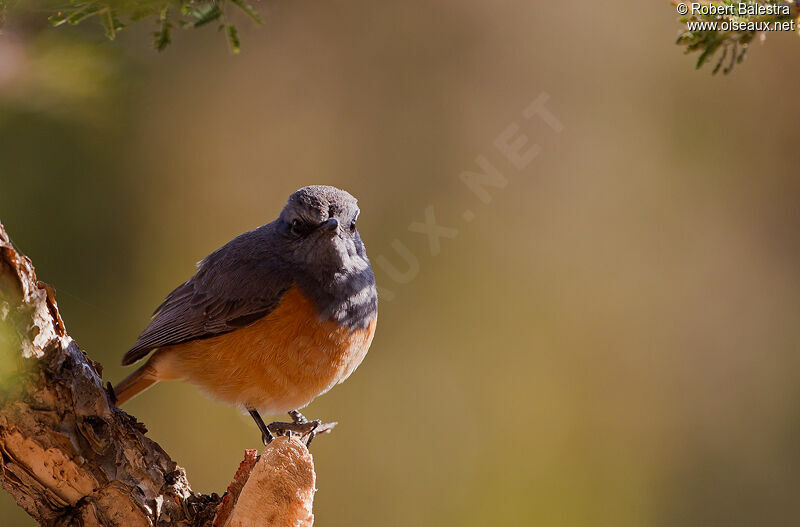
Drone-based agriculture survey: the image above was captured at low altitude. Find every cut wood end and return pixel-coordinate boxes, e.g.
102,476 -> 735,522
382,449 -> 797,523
215,437 -> 316,527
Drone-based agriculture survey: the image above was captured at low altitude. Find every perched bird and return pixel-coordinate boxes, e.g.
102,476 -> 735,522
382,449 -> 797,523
114,185 -> 377,444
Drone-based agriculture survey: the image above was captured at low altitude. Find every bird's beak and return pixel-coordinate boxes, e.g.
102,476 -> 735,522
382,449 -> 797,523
321,218 -> 339,235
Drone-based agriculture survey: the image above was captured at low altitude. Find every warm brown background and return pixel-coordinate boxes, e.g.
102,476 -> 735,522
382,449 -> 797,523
2,1 -> 800,525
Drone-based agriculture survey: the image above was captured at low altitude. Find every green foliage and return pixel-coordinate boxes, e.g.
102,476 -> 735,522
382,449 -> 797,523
46,0 -> 263,51
226,24 -> 240,53
676,0 -> 798,74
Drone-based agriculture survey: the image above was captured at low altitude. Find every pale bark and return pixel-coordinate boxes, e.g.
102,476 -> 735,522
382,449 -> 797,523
0,222 -> 316,526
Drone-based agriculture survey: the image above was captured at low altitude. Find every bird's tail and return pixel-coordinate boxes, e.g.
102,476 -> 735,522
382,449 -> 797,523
113,362 -> 159,406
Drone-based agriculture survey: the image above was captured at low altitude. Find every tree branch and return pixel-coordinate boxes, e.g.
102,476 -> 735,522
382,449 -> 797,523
0,221 -> 317,526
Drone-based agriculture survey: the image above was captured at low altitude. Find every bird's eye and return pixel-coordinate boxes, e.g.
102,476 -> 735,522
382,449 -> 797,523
291,219 -> 303,234
349,221 -> 356,233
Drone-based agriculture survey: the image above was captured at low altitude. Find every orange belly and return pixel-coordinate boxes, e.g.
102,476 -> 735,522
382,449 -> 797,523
150,286 -> 376,414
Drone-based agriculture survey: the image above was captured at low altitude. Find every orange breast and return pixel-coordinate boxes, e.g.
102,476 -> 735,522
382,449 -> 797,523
151,286 -> 376,414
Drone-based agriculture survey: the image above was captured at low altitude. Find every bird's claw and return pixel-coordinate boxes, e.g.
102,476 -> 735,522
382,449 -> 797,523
266,411 -> 338,447
266,418 -> 320,442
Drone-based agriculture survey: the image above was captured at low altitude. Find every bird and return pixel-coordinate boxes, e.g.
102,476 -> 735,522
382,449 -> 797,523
113,185 -> 378,445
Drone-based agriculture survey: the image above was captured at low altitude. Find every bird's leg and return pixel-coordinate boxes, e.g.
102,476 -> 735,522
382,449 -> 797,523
248,408 -> 274,446
288,410 -> 308,424
288,410 -> 318,446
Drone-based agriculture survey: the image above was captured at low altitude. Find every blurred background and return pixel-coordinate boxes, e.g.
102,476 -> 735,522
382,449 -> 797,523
2,1 -> 800,525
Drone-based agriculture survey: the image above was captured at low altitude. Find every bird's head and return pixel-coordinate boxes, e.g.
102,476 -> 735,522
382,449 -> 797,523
278,185 -> 370,278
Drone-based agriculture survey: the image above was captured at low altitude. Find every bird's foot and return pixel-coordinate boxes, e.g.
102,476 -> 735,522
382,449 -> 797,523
267,411 -> 338,447
267,419 -> 320,443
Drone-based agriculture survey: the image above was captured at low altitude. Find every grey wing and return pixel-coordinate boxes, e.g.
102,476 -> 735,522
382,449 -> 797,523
122,226 -> 292,366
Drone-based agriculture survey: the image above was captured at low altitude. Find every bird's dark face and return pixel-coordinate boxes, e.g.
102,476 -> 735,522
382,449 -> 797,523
278,186 -> 370,279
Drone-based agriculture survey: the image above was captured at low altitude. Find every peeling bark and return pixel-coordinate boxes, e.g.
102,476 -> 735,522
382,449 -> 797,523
0,222 -> 317,526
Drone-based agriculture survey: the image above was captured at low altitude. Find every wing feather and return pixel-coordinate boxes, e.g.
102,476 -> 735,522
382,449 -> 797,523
122,224 -> 292,365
